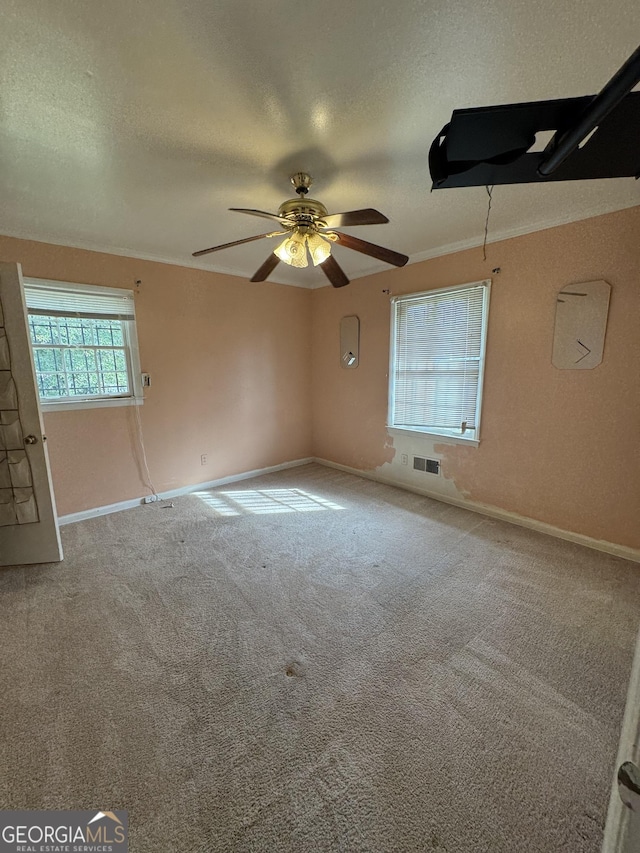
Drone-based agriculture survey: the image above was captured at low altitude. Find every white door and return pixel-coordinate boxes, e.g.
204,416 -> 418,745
0,262 -> 62,566
603,626 -> 640,852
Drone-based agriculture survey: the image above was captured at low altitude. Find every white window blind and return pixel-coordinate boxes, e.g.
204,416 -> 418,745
24,281 -> 135,320
389,281 -> 490,441
23,278 -> 142,409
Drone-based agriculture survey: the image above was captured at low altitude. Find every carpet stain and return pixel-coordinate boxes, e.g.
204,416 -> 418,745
285,661 -> 305,678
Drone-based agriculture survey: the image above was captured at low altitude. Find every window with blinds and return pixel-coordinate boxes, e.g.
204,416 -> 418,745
389,281 -> 490,441
23,279 -> 143,408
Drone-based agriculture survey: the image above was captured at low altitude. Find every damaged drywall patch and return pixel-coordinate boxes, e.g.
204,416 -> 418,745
372,430 -> 467,502
383,432 -> 396,458
433,441 -> 478,501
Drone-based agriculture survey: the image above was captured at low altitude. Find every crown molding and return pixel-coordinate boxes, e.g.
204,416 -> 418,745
2,197 -> 638,292
0,226 -> 308,289
405,196 -> 640,268
311,197 -> 640,289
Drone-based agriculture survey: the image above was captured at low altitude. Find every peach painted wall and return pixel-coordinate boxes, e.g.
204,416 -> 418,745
311,206 -> 640,551
0,235 -> 313,516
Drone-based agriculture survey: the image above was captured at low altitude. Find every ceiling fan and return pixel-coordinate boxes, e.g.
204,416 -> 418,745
192,172 -> 409,287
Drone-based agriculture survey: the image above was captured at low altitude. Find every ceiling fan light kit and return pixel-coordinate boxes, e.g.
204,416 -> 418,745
274,230 -> 308,268
305,230 -> 334,266
193,172 -> 409,287
273,227 -> 334,269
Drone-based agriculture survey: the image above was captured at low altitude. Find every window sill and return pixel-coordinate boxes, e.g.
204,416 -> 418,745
40,396 -> 144,413
387,426 -> 480,447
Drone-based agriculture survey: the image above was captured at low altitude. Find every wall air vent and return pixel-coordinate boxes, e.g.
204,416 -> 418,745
413,456 -> 440,475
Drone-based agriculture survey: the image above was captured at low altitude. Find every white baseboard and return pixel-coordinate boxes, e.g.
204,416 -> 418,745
59,454 -> 640,564
314,457 -> 640,564
58,458 -> 314,525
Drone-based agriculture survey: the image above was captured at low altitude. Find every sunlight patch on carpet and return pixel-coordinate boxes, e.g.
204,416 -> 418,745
195,488 -> 345,516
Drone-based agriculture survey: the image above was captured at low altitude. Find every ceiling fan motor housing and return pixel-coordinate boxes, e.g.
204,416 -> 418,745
277,197 -> 328,227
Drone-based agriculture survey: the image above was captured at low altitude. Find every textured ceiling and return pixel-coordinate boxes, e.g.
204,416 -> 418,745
1,0 -> 639,287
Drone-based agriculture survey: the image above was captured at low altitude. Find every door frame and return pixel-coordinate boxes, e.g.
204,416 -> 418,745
602,625 -> 640,852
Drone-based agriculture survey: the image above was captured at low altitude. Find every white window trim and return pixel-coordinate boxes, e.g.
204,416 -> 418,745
39,396 -> 144,413
387,426 -> 481,448
387,279 -> 491,444
24,277 -> 144,411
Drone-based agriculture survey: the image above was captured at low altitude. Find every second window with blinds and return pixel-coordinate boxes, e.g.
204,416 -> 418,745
388,280 -> 490,443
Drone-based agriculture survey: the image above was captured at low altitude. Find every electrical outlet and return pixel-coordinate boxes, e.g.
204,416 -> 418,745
201,454 -> 208,466
401,453 -> 408,465
143,495 -> 158,504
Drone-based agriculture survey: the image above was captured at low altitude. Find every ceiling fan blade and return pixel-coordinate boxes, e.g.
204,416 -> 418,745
250,254 -> 280,282
229,207 -> 285,224
321,208 -> 389,228
333,232 -> 409,267
192,232 -> 280,257
321,255 -> 350,288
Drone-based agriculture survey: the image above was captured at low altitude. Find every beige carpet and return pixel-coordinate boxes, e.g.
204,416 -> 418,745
1,463 -> 639,852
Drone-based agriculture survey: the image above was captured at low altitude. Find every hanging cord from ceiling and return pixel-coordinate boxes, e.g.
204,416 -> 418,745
482,185 -> 494,261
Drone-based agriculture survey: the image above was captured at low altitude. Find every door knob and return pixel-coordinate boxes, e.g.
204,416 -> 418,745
618,761 -> 640,811
24,435 -> 39,445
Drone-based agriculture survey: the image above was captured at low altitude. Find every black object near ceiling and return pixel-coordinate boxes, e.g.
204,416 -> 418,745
430,45 -> 640,189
